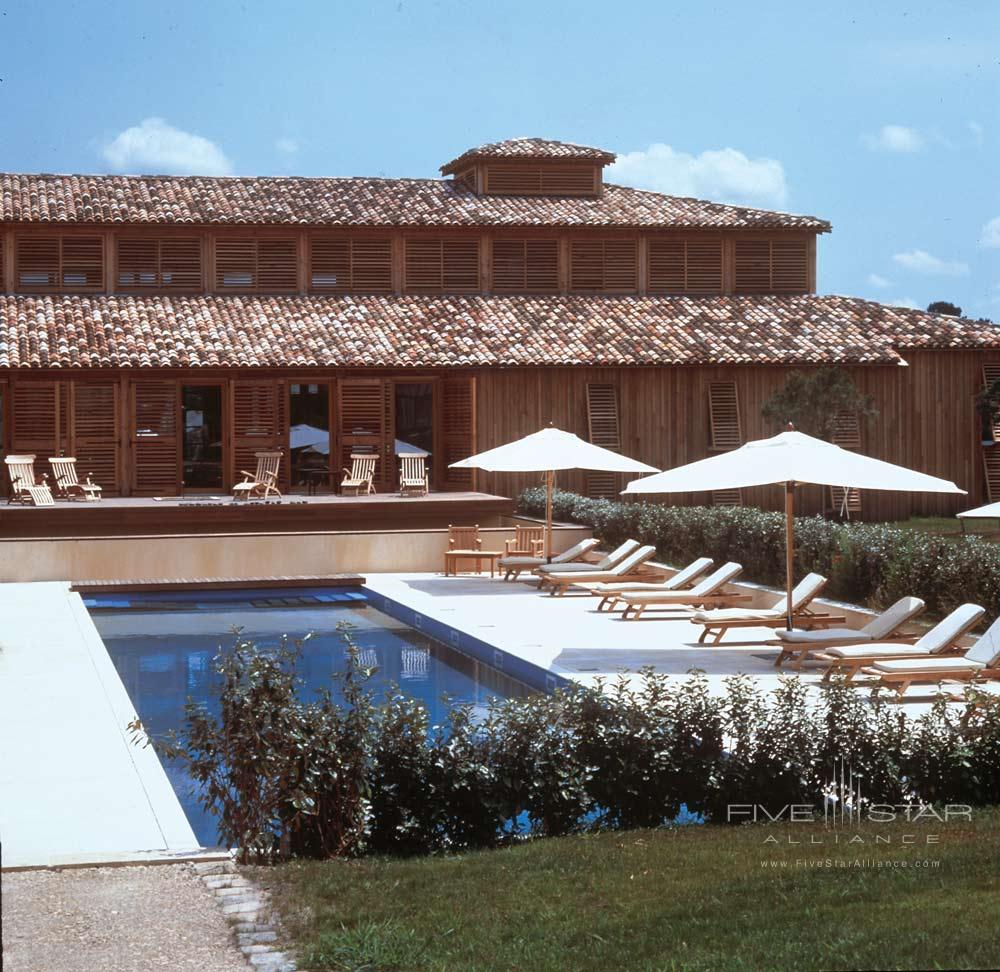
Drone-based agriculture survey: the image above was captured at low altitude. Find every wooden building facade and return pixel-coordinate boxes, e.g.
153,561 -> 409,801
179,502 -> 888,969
2,137 -> 999,519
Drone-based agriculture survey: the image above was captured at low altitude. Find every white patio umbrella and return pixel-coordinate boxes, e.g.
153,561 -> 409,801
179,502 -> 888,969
622,429 -> 965,629
450,426 -> 657,560
957,501 -> 1000,520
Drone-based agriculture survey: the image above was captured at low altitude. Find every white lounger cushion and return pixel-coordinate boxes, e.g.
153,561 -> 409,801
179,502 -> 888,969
777,596 -> 926,645
824,642 -> 949,661
500,538 -> 599,568
869,656 -> 984,674
621,562 -> 742,603
691,572 -> 826,623
536,539 -> 638,575
591,557 -> 713,595
550,545 -> 656,584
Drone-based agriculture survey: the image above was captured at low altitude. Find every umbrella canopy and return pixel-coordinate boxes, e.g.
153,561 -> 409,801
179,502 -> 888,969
957,502 -> 1000,519
451,427 -> 657,558
623,429 -> 965,628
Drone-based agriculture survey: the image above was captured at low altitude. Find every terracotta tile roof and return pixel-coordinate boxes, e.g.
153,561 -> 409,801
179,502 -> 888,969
2,294 -> 996,371
0,173 -> 830,231
440,137 -> 617,172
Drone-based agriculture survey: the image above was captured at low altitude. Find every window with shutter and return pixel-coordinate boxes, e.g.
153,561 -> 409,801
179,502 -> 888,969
131,380 -> 180,494
734,239 -> 809,294
492,240 -> 559,292
72,383 -> 120,493
439,377 -> 476,490
484,164 -> 597,196
118,238 -> 201,290
215,238 -> 297,291
830,410 -> 863,515
310,238 -> 392,292
708,381 -> 742,506
404,239 -> 480,293
569,240 -> 637,293
17,236 -> 104,291
648,239 -> 723,294
585,383 -> 621,499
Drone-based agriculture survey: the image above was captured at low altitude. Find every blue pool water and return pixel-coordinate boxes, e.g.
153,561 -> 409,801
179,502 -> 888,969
91,588 -> 532,847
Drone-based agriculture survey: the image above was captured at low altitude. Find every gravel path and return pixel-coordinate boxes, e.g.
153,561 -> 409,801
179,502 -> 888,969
2,864 -> 250,972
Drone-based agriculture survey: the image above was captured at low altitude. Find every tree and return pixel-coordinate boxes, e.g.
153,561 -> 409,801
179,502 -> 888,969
927,300 -> 962,317
761,366 -> 877,442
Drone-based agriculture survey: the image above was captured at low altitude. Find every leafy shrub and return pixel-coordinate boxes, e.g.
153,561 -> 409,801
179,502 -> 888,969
518,487 -> 1000,619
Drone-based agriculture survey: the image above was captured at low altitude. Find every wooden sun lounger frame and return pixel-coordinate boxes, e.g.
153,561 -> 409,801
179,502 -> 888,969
5,454 -> 55,507
697,608 -> 848,645
542,549 -> 661,597
231,451 -> 282,501
48,456 -> 103,501
341,454 -> 377,496
620,590 -> 754,620
500,537 -> 599,582
593,559 -> 714,612
772,633 -> 920,670
398,454 -> 429,497
814,644 -> 968,683
861,663 -> 1000,698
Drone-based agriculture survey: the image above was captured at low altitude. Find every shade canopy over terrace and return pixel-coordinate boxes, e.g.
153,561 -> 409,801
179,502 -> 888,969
957,501 -> 1000,519
623,429 -> 965,628
450,427 -> 657,559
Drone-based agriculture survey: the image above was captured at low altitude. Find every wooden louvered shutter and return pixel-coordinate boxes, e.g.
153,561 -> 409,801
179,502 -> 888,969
131,381 -> 180,495
492,240 -> 559,292
647,240 -> 685,293
569,240 -> 637,292
339,379 -> 392,491
71,383 -> 120,494
118,238 -> 201,290
404,239 -> 479,293
231,381 -> 287,489
708,382 -> 742,507
439,377 -> 476,491
648,240 -> 723,295
405,240 -> 443,292
979,365 -> 1000,503
771,240 -> 808,293
585,383 -> 621,499
484,164 -> 597,196
312,239 -> 393,293
442,240 -> 479,291
830,410 -> 863,516
982,364 -> 1000,440
257,240 -> 297,291
215,239 -> 297,292
17,238 -> 60,290
11,382 -> 64,466
734,240 -> 772,294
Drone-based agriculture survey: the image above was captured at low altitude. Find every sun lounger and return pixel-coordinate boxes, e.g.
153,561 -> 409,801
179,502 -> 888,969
500,537 -> 599,581
341,454 -> 377,496
5,454 -> 54,507
772,596 -> 926,669
618,562 -> 746,620
813,602 -> 985,683
543,545 -> 659,596
591,557 -> 714,611
231,451 -> 282,501
398,454 -> 429,496
859,614 -> 1000,698
535,539 -> 640,590
48,456 -> 103,501
691,573 -> 844,644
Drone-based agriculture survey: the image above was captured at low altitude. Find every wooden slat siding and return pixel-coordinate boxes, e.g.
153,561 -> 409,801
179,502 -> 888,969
404,239 -> 480,293
491,239 -> 559,292
734,239 -> 809,294
117,238 -> 201,291
231,380 -> 287,489
131,380 -> 180,494
647,239 -> 723,294
72,382 -> 121,494
310,238 -> 392,293
707,381 -> 742,506
339,379 -> 389,490
440,376 -> 476,490
16,235 -> 104,292
584,383 -> 621,498
483,163 -> 598,196
10,381 -> 62,472
214,238 -> 297,292
569,239 -> 638,293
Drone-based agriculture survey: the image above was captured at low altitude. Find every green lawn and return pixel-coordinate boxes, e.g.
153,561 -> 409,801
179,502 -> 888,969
893,515 -> 1000,540
262,811 -> 1000,972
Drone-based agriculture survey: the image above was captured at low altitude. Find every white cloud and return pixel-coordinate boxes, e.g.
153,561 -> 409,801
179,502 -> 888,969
275,137 -> 299,155
980,217 -> 1000,249
102,117 -> 232,175
889,297 -> 920,310
892,249 -> 969,276
607,143 -> 788,207
969,120 -> 985,145
867,273 -> 891,288
862,125 -> 924,153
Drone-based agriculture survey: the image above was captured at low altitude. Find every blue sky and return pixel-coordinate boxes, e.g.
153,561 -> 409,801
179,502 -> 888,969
2,0 -> 998,316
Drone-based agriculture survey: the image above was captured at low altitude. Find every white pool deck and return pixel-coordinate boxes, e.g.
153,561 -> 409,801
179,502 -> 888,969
0,572 -> 952,869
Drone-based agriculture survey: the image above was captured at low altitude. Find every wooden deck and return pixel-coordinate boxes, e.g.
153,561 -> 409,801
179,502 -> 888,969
0,491 -> 514,539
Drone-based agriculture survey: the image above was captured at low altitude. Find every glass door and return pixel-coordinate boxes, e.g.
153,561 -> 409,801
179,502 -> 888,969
182,385 -> 224,490
393,381 -> 434,489
289,382 -> 331,491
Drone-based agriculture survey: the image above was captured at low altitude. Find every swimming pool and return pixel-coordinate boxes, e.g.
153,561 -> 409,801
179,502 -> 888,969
89,587 -> 533,847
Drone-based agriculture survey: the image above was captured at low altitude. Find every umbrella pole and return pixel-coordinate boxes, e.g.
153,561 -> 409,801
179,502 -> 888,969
545,470 -> 554,562
785,481 -> 795,630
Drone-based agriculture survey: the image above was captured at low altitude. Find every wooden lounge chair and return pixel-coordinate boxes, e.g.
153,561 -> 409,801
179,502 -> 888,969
691,573 -> 844,645
543,545 -> 659,596
231,451 -> 282,501
813,602 -> 985,683
505,525 -> 546,556
5,454 -> 54,507
771,596 -> 925,669
341,453 -> 377,496
48,456 -> 102,502
618,562 -> 747,620
591,556 -> 714,611
399,454 -> 429,496
500,537 -> 600,581
535,539 -> 640,590
448,524 -> 481,551
860,615 -> 1000,698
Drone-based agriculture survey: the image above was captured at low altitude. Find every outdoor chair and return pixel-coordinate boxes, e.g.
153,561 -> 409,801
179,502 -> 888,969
618,562 -> 747,620
690,573 -> 844,645
5,454 -> 54,507
771,596 -> 926,669
590,556 -> 714,611
500,537 -> 599,582
398,454 -> 429,497
542,545 -> 660,596
448,524 -> 481,551
505,525 -> 546,556
48,456 -> 102,502
859,613 -> 1000,698
341,454 -> 377,496
812,602 -> 985,683
231,451 -> 282,501
534,539 -> 640,590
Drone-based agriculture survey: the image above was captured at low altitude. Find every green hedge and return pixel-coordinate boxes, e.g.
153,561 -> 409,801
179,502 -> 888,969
518,488 -> 1000,620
